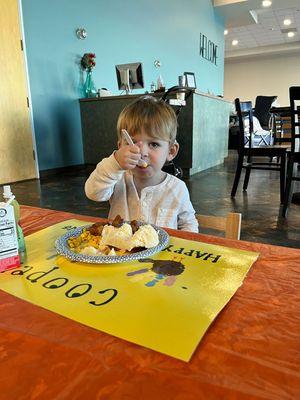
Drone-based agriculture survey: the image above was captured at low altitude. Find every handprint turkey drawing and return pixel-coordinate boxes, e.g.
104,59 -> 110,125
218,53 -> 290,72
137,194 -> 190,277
126,256 -> 186,287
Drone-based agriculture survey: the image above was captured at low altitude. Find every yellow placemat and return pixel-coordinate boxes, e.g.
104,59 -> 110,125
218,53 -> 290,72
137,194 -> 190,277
0,219 -> 259,361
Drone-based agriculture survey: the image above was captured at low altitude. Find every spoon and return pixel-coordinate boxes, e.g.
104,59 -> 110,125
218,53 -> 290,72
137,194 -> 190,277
121,129 -> 148,168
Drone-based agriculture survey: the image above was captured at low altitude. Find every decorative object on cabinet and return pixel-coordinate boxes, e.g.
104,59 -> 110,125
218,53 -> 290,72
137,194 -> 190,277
81,53 -> 97,98
76,28 -> 87,40
184,72 -> 196,89
153,60 -> 165,91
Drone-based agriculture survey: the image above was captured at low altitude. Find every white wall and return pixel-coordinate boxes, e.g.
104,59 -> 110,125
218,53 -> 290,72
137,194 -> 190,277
224,52 -> 300,106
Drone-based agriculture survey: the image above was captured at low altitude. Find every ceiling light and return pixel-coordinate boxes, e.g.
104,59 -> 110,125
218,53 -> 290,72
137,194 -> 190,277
224,29 -> 228,35
232,39 -> 238,46
262,0 -> 272,7
287,31 -> 295,38
283,19 -> 292,26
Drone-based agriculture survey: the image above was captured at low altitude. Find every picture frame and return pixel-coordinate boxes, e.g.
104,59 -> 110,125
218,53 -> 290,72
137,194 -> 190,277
184,72 -> 196,89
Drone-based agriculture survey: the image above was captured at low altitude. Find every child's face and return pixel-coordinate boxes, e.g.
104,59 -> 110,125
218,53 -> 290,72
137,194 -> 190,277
121,131 -> 178,181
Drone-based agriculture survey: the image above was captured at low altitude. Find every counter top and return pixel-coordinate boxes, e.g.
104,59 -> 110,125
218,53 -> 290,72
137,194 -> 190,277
79,90 -> 231,103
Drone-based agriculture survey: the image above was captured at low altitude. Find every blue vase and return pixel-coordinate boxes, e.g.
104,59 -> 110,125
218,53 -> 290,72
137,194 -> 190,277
83,70 -> 97,98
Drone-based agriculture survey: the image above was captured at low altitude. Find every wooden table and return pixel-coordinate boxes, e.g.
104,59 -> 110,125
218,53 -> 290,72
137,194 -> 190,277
1,205 -> 300,400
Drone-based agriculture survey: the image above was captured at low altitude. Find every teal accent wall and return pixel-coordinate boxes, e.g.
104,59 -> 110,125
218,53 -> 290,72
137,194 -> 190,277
22,0 -> 225,170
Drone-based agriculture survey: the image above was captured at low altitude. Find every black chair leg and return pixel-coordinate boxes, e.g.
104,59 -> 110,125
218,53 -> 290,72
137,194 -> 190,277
243,167 -> 251,190
279,153 -> 286,204
231,154 -> 243,197
282,157 -> 294,217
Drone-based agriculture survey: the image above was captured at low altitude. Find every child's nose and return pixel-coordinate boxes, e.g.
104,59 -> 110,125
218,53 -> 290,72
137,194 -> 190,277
137,141 -> 148,155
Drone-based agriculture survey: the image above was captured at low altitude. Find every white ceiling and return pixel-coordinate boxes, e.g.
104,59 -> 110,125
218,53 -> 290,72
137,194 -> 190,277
214,0 -> 300,59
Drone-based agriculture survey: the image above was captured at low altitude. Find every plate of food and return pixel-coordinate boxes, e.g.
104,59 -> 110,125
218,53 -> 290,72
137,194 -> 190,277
55,215 -> 169,264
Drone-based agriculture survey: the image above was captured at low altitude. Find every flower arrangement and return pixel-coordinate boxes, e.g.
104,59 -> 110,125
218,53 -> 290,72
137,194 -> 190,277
81,53 -> 96,72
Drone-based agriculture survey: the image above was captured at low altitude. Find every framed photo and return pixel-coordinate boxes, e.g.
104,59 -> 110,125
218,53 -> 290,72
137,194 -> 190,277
184,72 -> 196,89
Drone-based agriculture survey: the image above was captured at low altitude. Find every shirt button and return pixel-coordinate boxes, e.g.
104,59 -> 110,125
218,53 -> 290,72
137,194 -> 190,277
142,201 -> 147,207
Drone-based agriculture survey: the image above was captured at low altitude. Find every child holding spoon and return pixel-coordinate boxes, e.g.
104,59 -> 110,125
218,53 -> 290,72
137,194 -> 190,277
85,96 -> 198,232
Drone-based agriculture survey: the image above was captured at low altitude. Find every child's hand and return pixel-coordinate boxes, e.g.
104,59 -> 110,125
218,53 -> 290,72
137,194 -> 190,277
114,144 -> 141,170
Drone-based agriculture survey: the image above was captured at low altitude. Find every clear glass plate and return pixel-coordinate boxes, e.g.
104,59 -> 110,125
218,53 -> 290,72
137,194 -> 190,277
55,224 -> 169,264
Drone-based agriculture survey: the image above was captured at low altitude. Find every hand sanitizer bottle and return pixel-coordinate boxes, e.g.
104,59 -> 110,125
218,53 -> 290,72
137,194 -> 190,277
3,186 -> 26,263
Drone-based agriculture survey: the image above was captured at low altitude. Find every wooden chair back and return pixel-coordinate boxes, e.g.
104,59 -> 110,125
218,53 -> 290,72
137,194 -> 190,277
235,98 -> 253,152
281,87 -> 300,216
196,212 -> 242,240
289,86 -> 300,154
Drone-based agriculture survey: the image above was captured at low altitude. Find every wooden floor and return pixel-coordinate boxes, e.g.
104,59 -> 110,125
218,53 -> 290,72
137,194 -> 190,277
11,151 -> 300,249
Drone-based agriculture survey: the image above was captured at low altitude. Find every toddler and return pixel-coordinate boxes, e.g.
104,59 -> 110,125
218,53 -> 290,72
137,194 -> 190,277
85,96 -> 198,232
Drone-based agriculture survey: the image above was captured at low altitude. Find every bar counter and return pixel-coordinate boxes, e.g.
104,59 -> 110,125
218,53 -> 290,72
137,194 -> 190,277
79,90 -> 232,177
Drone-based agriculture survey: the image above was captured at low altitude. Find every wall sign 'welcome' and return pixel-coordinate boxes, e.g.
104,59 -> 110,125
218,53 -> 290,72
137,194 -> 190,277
199,33 -> 218,65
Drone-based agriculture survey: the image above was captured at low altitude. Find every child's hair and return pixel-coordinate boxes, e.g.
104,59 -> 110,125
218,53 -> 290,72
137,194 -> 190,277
117,96 -> 177,144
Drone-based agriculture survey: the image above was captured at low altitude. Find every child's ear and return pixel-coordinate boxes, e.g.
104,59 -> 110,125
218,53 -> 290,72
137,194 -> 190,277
117,139 -> 121,149
167,141 -> 179,161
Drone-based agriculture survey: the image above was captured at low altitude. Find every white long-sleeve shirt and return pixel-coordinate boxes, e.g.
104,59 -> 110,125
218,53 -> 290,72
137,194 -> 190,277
85,154 -> 198,232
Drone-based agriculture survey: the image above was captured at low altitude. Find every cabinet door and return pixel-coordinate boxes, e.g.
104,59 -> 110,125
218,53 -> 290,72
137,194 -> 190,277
0,0 -> 37,184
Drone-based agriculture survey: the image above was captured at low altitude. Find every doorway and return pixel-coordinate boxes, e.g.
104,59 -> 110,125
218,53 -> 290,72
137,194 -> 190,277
0,0 -> 38,184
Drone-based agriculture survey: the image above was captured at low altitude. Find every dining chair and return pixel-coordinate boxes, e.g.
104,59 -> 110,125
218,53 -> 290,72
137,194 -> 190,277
253,95 -> 277,146
254,95 -> 277,130
231,98 -> 288,203
270,107 -> 292,146
281,86 -> 300,217
196,212 -> 242,240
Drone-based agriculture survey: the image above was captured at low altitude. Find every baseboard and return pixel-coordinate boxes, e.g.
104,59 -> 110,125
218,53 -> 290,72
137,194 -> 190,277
40,164 -> 95,181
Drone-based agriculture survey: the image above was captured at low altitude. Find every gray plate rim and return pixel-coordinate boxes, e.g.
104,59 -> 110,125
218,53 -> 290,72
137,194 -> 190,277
54,223 -> 169,264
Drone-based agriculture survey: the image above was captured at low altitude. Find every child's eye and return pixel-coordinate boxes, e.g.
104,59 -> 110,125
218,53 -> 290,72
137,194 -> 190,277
149,142 -> 160,148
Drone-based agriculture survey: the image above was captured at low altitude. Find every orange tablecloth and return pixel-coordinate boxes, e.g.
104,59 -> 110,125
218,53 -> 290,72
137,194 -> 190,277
1,205 -> 299,400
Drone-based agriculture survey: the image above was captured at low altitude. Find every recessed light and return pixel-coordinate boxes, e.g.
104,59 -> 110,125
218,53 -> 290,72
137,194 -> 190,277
262,0 -> 272,7
232,39 -> 238,46
287,31 -> 295,37
283,19 -> 292,26
224,29 -> 228,35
